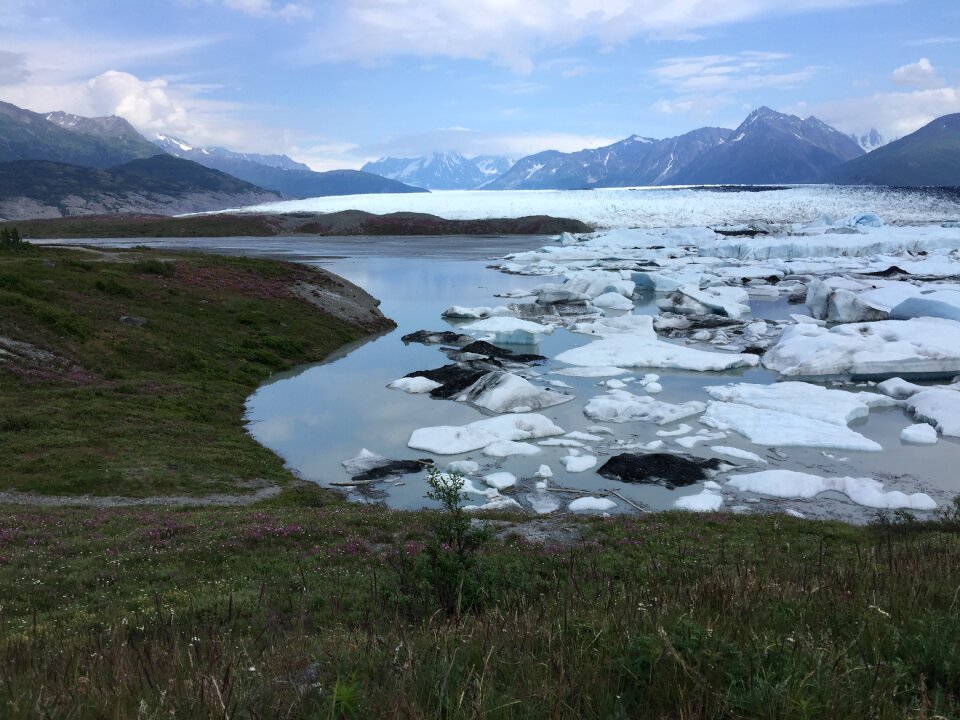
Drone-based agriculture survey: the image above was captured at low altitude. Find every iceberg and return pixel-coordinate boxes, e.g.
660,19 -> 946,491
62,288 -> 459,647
585,389 -> 706,425
762,318 -> 960,379
727,470 -> 936,510
388,376 -> 443,394
408,413 -> 565,455
674,481 -> 724,512
559,454 -> 597,473
556,314 -> 758,372
900,424 -> 938,444
906,389 -> 960,436
455,371 -> 573,414
702,402 -> 882,451
466,317 -> 554,345
484,471 -> 518,490
569,496 -> 617,512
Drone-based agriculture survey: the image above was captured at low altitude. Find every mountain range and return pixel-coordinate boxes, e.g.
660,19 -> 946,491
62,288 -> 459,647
481,108 -> 866,190
0,155 -> 281,220
154,135 -> 425,198
828,113 -> 960,187
361,152 -> 513,190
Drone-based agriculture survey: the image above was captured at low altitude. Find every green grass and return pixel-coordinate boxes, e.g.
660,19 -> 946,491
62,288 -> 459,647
0,245 -> 392,496
0,496 -> 958,718
2,243 -> 959,718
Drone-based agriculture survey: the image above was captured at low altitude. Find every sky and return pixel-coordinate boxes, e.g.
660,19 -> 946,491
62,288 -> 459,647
0,0 -> 957,170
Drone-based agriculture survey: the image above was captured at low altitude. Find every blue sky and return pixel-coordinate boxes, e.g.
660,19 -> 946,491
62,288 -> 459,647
0,0 -> 957,169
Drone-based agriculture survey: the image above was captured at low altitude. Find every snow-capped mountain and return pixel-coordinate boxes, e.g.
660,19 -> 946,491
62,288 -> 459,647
362,152 -> 513,189
486,129 -> 730,190
154,134 -> 311,171
849,128 -> 887,153
152,134 -> 425,198
830,113 -> 960,187
668,107 -> 865,185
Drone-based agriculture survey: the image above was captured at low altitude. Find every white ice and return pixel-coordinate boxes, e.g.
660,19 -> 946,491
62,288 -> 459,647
710,446 -> 768,464
585,389 -> 706,425
702,402 -> 882,451
560,454 -> 598,473
900,424 -> 938,444
388,376 -> 443,394
763,318 -> 960,379
482,440 -> 542,458
727,470 -> 937,510
447,460 -> 480,475
455,371 -> 573,414
484,471 -> 518,490
408,413 -> 565,455
569,496 -> 617,512
906,389 -> 960,436
674,481 -> 724,512
342,448 -> 388,475
466,317 -> 554,345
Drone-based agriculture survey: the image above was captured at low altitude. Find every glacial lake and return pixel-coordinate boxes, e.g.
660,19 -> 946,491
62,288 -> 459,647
44,229 -> 960,523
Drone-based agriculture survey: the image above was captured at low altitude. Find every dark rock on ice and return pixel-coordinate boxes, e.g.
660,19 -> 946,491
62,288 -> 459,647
401,330 -> 474,346
405,362 -> 494,398
597,453 -> 723,490
353,458 -> 435,482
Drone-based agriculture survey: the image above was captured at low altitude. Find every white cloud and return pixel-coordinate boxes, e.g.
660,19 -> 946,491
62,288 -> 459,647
653,52 -> 816,94
221,0 -> 313,20
298,0 -> 887,72
0,51 -> 29,85
890,57 -> 943,89
801,86 -> 960,140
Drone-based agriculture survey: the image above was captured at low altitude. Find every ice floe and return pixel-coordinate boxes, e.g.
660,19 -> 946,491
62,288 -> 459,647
900,424 -> 938,444
408,413 -> 564,455
674,481 -> 724,512
727,470 -> 936,510
569,496 -> 617,512
466,317 -> 554,345
484,471 -> 518,490
763,318 -> 960,379
704,381 -> 895,425
388,376 -> 443,394
455,371 -> 573,414
710,446 -> 767,464
702,402 -> 882,451
559,454 -> 597,473
584,389 -> 706,425
906,389 -> 960,436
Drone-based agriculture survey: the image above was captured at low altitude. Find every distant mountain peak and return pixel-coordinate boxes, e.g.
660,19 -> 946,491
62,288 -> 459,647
361,152 -> 513,190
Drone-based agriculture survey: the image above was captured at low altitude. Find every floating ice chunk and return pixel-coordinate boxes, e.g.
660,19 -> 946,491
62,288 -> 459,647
466,317 -> 554,345
569,496 -> 617,512
408,413 -> 565,455
569,313 -> 653,338
465,496 -> 523,512
763,318 -> 960,379
527,489 -> 561,514
675,431 -> 726,449
561,270 -> 635,299
447,460 -> 480,475
901,424 -> 938,444
455,371 -> 573,414
632,267 -> 703,292
442,305 -> 513,319
906,389 -> 960,436
877,377 -> 924,399
603,378 -> 628,389
727,470 -> 936,510
552,366 -> 629,377
674,481 -> 724,512
342,448 -> 388,475
560,454 -> 597,473
483,440 -> 542,458
548,379 -> 573,389
592,292 -> 635,310
892,290 -> 960,322
388,376 -> 443,394
585,390 -> 705,425
538,438 -> 585,448
656,424 -> 692,437
566,431 -> 605,442
586,425 -> 615,435
484,471 -> 518,490
676,284 -> 751,319
710,446 -> 768,464
644,382 -> 663,394
702,402 -> 882,451
534,464 -> 554,479
556,314 -> 758,372
705,381 -> 893,426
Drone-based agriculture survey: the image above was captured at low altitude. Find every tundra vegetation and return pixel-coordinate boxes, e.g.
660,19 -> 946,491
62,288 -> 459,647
1,244 -> 958,718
